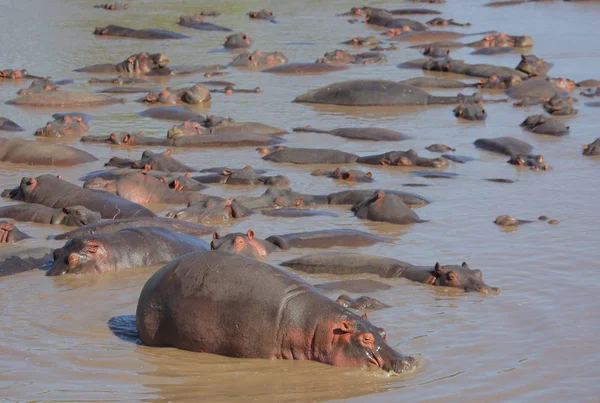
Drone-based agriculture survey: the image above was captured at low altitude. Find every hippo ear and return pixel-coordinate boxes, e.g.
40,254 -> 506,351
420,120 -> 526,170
338,320 -> 355,333
247,230 -> 255,239
212,232 -> 220,240
163,149 -> 172,156
434,262 -> 445,276
361,313 -> 369,321
461,262 -> 469,268
366,172 -> 372,178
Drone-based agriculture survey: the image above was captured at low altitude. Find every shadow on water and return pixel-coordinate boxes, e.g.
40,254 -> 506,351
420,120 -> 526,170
108,315 -> 141,345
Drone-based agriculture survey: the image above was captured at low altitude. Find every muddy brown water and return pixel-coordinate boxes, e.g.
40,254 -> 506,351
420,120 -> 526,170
1,0 -> 599,401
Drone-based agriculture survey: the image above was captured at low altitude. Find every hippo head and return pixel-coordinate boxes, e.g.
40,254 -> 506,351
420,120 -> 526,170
181,84 -> 211,104
210,230 -> 270,257
224,33 -> 252,48
53,206 -> 102,227
3,176 -> 39,201
324,314 -> 416,373
582,139 -> 600,156
432,262 -> 499,294
263,175 -> 291,187
123,52 -> 169,74
317,50 -> 353,64
47,238 -> 110,276
167,121 -> 204,139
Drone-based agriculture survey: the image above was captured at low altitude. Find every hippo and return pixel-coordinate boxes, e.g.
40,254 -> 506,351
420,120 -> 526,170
582,138 -> 600,156
261,63 -> 347,75
47,227 -> 209,276
74,52 -> 169,75
515,55 -> 552,76
210,230 -> 278,257
520,115 -> 569,136
328,189 -> 430,207
356,149 -> 448,168
485,0 -> 529,6
192,166 -> 290,187
0,204 -> 100,227
466,33 -> 533,48
210,86 -> 263,94
476,75 -> 522,90
426,144 -> 455,153
281,252 -> 499,293
399,77 -> 478,89
7,92 -> 121,108
53,217 -> 215,240
0,221 -> 31,243
312,168 -> 373,183
316,50 -> 386,65
0,246 -> 53,277
94,3 -> 129,10
426,17 -> 471,27
0,138 -> 96,166
441,155 -> 475,164
234,188 -> 329,209
0,69 -> 41,80
136,250 -> 417,372
265,229 -> 388,250
408,40 -> 465,50
543,95 -> 578,116
262,209 -> 337,218
83,132 -> 282,149
93,25 -> 189,40
224,33 -> 252,49
293,80 -> 482,106
0,117 -> 24,131
422,47 -> 451,58
340,36 -> 379,47
140,84 -> 210,105
507,154 -> 551,170
474,137 -> 534,156
167,197 -> 254,225
229,51 -> 288,69
34,115 -> 89,138
177,16 -> 232,32
336,295 -> 390,311
83,172 -> 207,205
494,215 -> 533,226
3,175 -> 155,219
505,77 -> 566,99
248,9 -> 277,22
453,100 -> 487,120
420,57 -> 528,80
292,126 -> 410,141
259,146 -> 359,164
16,78 -> 64,96
548,77 -> 576,93
352,191 -> 421,225
315,279 -> 393,293
132,150 -> 197,172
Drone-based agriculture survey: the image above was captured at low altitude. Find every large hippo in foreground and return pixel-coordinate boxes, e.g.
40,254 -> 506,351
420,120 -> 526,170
0,138 -> 97,166
294,80 -> 481,106
3,175 -> 155,219
136,250 -> 417,373
47,227 -> 209,276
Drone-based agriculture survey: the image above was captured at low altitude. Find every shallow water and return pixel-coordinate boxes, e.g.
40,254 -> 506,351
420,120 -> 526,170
0,0 -> 599,401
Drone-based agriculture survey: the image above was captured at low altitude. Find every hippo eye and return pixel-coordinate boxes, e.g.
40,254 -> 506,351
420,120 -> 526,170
242,35 -> 247,40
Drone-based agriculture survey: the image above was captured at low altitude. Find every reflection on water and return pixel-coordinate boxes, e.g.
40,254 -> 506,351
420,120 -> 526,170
1,0 -> 600,401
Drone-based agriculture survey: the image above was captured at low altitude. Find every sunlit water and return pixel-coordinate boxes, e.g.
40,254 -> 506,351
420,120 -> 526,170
0,0 -> 599,401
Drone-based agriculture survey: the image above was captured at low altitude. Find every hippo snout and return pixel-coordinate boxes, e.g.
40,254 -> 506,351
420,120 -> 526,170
386,355 -> 417,373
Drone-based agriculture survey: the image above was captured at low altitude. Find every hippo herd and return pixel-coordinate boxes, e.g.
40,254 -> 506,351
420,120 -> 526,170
0,0 -> 598,380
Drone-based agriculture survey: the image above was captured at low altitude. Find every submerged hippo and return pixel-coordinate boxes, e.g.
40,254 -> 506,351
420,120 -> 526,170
259,146 -> 359,164
582,138 -> 600,156
248,9 -> 276,22
312,168 -> 373,183
224,33 -> 252,49
53,217 -> 215,240
474,137 -> 533,156
494,215 -> 533,226
292,126 -> 410,141
336,295 -> 390,311
543,95 -> 578,116
192,166 -> 290,187
211,229 -> 388,257
0,246 -> 53,277
34,115 -> 89,138
520,115 -> 569,136
177,16 -> 232,32
234,188 -> 329,209
515,55 -> 552,76
167,197 -> 254,225
3,175 -> 155,219
47,227 -> 209,276
94,3 -> 129,10
0,138 -> 96,166
74,52 -> 169,75
505,77 -> 566,100
83,172 -> 206,205
132,150 -> 197,172
294,80 -> 482,106
136,250 -> 417,373
0,117 -> 24,131
420,57 -> 528,80
140,84 -> 210,105
426,144 -> 455,153
352,191 -> 421,224
0,221 -> 31,243
357,149 -> 448,168
453,100 -> 487,120
94,25 -> 189,39
0,204 -> 100,227
7,92 -> 121,108
281,252 -> 499,293
399,77 -> 476,89
229,51 -> 288,69
328,189 -> 430,207
261,63 -> 347,75
316,50 -> 386,65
